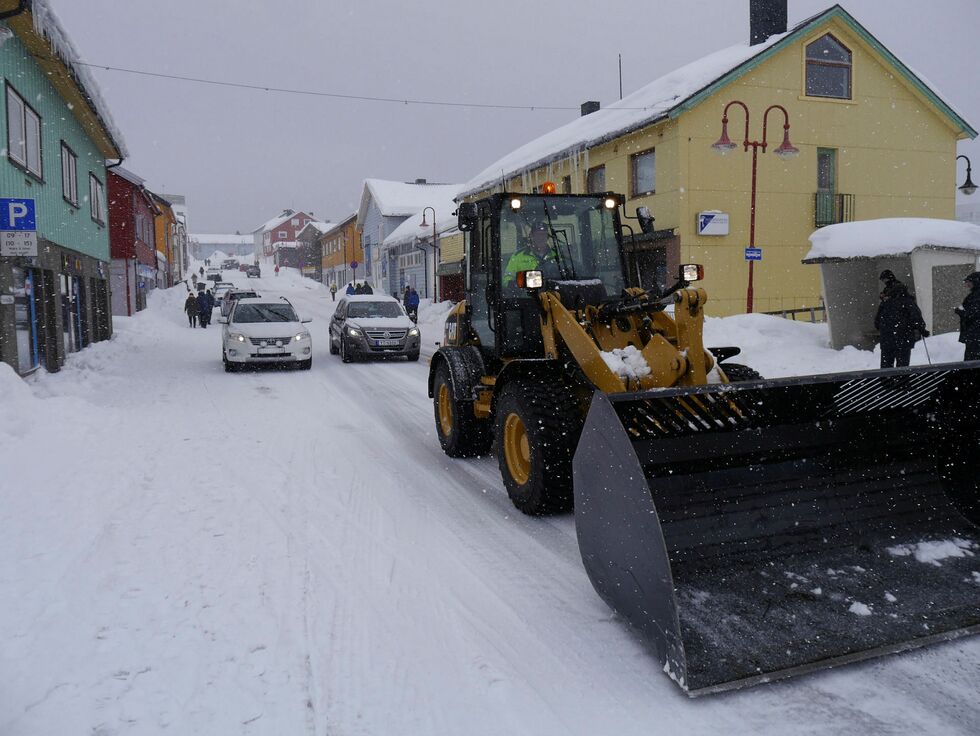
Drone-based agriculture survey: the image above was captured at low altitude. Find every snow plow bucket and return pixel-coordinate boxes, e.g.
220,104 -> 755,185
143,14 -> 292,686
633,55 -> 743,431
573,362 -> 980,696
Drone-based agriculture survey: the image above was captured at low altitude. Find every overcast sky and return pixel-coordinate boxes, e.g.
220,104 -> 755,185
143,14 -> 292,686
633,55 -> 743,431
50,0 -> 980,233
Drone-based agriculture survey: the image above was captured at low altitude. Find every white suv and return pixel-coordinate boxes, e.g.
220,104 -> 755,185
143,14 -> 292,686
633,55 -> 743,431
221,297 -> 312,371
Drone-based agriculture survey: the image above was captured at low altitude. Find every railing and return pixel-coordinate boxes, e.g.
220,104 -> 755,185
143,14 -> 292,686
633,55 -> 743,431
814,192 -> 855,227
763,305 -> 827,323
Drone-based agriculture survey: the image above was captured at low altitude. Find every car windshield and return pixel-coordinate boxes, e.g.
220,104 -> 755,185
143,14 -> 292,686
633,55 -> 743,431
233,303 -> 298,323
347,301 -> 404,318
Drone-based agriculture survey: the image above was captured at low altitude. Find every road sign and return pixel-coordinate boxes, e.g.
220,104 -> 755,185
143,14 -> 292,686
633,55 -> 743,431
0,198 -> 37,256
744,247 -> 763,261
350,260 -> 359,270
697,211 -> 729,236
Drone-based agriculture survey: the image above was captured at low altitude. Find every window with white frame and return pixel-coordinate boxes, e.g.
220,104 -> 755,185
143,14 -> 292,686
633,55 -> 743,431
61,142 -> 78,205
586,165 -> 606,194
89,173 -> 106,224
278,230 -> 287,238
6,84 -> 42,178
631,149 -> 656,197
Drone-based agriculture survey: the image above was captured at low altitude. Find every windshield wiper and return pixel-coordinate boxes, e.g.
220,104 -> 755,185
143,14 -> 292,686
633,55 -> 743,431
540,202 -> 576,279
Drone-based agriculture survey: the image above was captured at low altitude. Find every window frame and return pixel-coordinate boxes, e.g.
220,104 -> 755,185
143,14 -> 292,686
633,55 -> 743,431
586,165 -> 606,194
630,147 -> 656,198
61,141 -> 79,207
6,83 -> 43,180
89,172 -> 106,226
561,175 -> 572,194
804,33 -> 853,101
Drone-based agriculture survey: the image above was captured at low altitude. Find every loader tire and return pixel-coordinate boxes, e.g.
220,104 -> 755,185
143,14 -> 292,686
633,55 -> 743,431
720,362 -> 763,383
494,378 -> 581,515
433,362 -> 491,458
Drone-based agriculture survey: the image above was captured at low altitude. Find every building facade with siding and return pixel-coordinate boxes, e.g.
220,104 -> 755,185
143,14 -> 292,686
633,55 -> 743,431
107,166 -> 158,316
0,3 -> 126,375
459,5 -> 975,317
320,213 -> 362,289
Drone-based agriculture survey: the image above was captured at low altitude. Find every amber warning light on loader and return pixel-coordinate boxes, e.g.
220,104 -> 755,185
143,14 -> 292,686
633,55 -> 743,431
541,181 -> 557,194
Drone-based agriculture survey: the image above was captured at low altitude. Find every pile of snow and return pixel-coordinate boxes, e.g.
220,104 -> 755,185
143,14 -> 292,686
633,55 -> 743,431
600,345 -> 651,380
805,218 -> 980,261
849,602 -> 873,616
887,538 -> 977,566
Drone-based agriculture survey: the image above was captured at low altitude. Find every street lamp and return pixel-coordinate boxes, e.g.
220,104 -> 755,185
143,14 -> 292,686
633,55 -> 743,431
712,100 -> 799,313
957,154 -> 977,196
419,206 -> 438,302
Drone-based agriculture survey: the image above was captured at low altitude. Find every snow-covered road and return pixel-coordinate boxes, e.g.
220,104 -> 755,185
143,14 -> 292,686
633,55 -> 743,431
1,267 -> 978,735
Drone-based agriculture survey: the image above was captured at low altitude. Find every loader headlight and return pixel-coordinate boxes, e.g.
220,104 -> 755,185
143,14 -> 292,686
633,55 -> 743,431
679,263 -> 704,282
510,197 -> 522,210
517,270 -> 543,289
604,197 -> 617,209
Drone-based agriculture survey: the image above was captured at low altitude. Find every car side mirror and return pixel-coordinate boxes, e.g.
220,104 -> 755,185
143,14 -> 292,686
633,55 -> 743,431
301,318 -> 312,324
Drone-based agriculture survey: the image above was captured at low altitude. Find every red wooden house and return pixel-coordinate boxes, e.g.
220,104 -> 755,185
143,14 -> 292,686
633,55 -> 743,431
108,167 -> 160,316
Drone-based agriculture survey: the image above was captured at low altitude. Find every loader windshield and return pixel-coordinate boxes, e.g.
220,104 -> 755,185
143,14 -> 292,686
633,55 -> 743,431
499,196 -> 624,298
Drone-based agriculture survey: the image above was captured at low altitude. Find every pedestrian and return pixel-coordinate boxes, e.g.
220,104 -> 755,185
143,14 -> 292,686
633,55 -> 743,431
402,285 -> 411,311
874,270 -> 927,368
275,264 -> 280,277
354,282 -> 364,295
184,292 -> 198,327
346,282 -> 356,296
191,272 -> 198,286
330,282 -> 337,301
406,286 -> 420,322
199,266 -> 204,277
198,289 -> 214,328
362,281 -> 374,295
955,271 -> 980,360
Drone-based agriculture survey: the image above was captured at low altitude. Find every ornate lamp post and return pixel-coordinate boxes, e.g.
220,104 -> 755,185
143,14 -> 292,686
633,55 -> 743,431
419,206 -> 438,302
957,154 -> 977,196
712,100 -> 799,313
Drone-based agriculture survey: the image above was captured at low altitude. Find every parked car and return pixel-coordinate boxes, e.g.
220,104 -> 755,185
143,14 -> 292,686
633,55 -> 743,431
239,263 -> 250,272
246,265 -> 261,278
220,297 -> 312,371
206,269 -> 222,283
221,288 -> 259,318
212,282 -> 235,305
329,295 -> 420,363
222,259 -> 239,270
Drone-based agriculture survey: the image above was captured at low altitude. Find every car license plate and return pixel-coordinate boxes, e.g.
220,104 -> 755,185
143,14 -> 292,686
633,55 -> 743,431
376,339 -> 400,346
258,347 -> 285,355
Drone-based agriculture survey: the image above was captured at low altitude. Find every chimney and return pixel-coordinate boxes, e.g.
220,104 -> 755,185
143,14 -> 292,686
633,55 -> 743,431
414,178 -> 427,185
749,0 -> 787,45
581,100 -> 600,116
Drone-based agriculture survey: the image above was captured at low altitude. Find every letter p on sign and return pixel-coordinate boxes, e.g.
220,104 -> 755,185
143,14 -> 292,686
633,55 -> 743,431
0,198 -> 36,230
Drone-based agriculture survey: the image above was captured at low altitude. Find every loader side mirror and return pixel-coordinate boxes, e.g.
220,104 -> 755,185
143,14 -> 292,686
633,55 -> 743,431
457,202 -> 478,232
516,270 -> 543,289
679,263 -> 704,282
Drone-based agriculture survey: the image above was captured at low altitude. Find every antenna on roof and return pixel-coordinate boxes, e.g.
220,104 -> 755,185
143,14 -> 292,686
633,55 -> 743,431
500,169 -> 506,193
619,53 -> 623,100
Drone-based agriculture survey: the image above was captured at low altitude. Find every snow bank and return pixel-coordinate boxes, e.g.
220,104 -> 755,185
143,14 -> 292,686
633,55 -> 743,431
805,218 -> 980,261
887,538 -> 977,566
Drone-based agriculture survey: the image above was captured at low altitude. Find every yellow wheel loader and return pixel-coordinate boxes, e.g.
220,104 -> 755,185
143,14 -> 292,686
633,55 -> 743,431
427,190 -> 980,695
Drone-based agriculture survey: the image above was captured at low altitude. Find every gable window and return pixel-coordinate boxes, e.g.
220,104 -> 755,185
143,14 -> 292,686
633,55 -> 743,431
61,142 -> 78,206
6,84 -> 42,178
806,34 -> 852,99
89,173 -> 106,225
586,165 -> 606,194
631,149 -> 656,197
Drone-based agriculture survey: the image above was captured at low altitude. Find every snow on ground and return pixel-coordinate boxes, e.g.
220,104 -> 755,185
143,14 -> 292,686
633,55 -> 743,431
2,263 -> 980,735
887,538 -> 977,567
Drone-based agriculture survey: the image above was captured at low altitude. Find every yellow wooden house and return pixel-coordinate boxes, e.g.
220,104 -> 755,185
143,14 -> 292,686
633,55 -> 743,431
458,4 -> 975,316
150,193 -> 177,287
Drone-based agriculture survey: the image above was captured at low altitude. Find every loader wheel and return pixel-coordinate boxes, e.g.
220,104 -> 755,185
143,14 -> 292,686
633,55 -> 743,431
432,362 -> 491,457
494,378 -> 581,515
720,362 -> 764,383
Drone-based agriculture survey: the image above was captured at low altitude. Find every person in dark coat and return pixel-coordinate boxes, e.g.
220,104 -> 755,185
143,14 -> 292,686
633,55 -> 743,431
874,270 -> 927,368
406,286 -> 420,322
197,289 -> 214,328
955,271 -> 980,361
346,282 -> 356,296
354,283 -> 364,295
184,292 -> 198,327
361,281 -> 374,295
402,285 -> 411,310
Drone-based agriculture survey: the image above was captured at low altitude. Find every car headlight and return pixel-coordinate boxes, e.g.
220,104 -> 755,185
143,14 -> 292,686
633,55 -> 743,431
294,331 -> 310,342
408,327 -> 420,337
347,327 -> 363,337
229,332 -> 246,342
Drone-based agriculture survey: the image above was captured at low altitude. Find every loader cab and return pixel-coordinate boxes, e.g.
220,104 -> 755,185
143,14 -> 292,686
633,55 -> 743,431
462,192 -> 627,366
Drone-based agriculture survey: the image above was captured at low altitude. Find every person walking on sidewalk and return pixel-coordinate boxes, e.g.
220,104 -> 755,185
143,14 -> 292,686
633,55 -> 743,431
956,271 -> 980,361
330,282 -> 337,301
184,292 -> 198,327
874,270 -> 927,368
197,289 -> 214,328
406,286 -> 420,322
275,264 -> 280,277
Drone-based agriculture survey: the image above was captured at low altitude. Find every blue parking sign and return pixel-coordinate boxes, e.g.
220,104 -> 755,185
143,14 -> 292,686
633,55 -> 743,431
0,198 -> 36,231
744,247 -> 763,261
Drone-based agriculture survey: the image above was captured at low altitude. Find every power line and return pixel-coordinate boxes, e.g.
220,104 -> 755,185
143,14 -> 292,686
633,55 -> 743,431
72,59 -> 680,114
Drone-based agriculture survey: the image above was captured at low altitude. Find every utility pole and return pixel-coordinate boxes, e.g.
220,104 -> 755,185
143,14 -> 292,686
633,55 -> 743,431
618,53 -> 623,100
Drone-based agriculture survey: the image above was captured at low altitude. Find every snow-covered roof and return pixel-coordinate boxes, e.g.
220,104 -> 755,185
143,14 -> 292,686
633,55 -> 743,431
384,192 -> 460,248
25,0 -> 127,157
189,233 -> 254,245
460,5 -> 975,199
804,218 -> 980,262
251,210 -> 311,234
109,166 -> 145,187
357,179 -> 461,227
296,221 -> 336,239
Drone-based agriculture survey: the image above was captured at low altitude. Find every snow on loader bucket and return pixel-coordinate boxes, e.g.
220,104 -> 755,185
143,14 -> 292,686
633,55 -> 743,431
573,361 -> 980,696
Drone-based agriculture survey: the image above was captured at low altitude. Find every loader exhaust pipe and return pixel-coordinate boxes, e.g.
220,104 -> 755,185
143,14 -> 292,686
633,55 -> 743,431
573,362 -> 980,695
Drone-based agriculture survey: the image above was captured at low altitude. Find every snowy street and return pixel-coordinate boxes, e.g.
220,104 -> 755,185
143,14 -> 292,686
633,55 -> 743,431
2,266 -> 978,735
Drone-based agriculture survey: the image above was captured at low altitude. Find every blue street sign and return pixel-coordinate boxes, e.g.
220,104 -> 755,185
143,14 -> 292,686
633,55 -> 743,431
0,198 -> 36,231
744,247 -> 763,261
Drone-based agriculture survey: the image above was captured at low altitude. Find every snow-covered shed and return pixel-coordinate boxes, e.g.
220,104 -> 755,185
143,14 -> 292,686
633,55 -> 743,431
804,219 -> 980,349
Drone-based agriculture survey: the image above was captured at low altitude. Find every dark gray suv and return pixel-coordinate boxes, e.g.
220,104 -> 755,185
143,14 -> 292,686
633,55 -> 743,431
329,295 -> 421,363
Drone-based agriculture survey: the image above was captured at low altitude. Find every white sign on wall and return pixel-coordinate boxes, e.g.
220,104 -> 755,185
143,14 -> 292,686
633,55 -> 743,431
697,211 -> 729,236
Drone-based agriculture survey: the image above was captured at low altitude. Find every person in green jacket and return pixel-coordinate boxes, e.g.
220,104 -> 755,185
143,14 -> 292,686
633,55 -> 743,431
504,221 -> 558,286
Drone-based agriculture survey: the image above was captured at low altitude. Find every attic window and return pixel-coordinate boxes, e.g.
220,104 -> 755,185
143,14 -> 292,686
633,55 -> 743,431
806,34 -> 852,99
